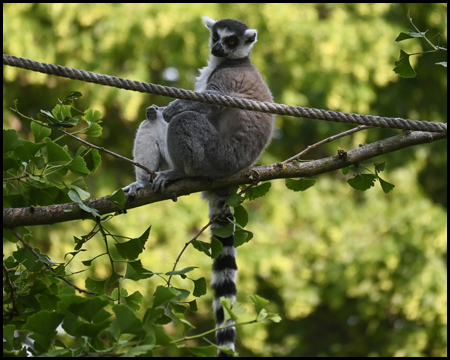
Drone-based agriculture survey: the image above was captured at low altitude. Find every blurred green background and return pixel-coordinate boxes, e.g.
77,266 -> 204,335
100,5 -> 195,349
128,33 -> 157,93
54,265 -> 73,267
3,3 -> 447,356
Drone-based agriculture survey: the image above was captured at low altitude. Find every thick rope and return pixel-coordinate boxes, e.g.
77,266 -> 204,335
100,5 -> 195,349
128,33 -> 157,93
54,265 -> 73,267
3,54 -> 447,134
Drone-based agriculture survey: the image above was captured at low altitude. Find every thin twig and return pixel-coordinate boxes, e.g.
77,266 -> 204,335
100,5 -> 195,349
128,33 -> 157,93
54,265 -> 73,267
60,128 -> 157,179
167,216 -> 217,287
3,261 -> 19,319
170,318 -> 257,344
282,125 -> 372,163
11,228 -> 99,296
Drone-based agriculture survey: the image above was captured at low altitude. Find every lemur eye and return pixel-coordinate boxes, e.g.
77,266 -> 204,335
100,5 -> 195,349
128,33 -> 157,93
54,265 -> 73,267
213,36 -> 219,41
228,40 -> 235,45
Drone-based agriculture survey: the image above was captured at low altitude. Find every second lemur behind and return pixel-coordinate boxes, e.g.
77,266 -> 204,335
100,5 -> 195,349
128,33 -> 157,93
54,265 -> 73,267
124,16 -> 275,357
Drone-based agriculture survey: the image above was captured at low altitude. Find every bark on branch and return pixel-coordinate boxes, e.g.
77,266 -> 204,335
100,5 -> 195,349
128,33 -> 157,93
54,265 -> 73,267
3,130 -> 446,229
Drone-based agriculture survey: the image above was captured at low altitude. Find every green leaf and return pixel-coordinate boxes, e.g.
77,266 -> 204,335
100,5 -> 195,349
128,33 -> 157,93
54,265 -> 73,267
210,237 -> 223,258
83,122 -> 103,137
112,305 -> 146,336
374,161 -> 386,173
84,148 -> 102,173
60,91 -> 82,105
191,240 -> 211,257
234,228 -> 252,247
51,104 -> 72,121
395,31 -> 427,42
109,189 -> 126,209
122,344 -> 155,357
85,277 -> 106,294
394,50 -> 416,78
123,291 -> 144,311
226,193 -> 244,207
14,140 -> 45,162
222,298 -> 247,324
29,187 -> 59,206
233,205 -> 248,227
13,247 -> 45,272
124,260 -> 159,281
3,129 -> 22,153
31,121 -> 52,142
211,223 -> 234,238
67,156 -> 90,176
341,166 -> 350,175
152,286 -> 181,308
248,295 -> 281,323
154,324 -> 174,346
77,202 -> 101,217
84,108 -> 103,123
285,178 -> 316,191
347,174 -> 376,191
38,109 -> 56,123
66,296 -> 111,323
248,294 -> 270,315
114,288 -> 128,302
3,324 -> 15,350
192,277 -> 207,297
186,345 -> 217,357
24,311 -> 64,353
166,266 -> 198,276
37,254 -> 61,266
203,337 -> 237,356
67,187 -> 100,217
188,299 -> 198,312
115,226 -> 150,260
43,138 -> 71,163
257,308 -> 282,323
68,185 -> 90,201
379,176 -> 395,194
143,307 -> 166,327
107,271 -> 123,286
171,308 -> 196,330
245,182 -> 271,200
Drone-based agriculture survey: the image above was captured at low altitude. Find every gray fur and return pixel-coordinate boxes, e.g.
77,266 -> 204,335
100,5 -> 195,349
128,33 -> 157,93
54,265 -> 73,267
152,17 -> 275,192
122,105 -> 172,197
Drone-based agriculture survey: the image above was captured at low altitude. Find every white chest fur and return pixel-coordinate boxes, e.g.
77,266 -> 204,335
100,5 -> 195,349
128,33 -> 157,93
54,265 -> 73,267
195,55 -> 223,92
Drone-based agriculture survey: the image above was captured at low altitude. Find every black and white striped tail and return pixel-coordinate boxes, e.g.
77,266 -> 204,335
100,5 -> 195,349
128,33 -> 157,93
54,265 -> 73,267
203,189 -> 237,357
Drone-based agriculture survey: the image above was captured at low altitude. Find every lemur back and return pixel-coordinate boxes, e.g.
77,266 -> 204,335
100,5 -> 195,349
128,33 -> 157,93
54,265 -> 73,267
124,16 -> 275,357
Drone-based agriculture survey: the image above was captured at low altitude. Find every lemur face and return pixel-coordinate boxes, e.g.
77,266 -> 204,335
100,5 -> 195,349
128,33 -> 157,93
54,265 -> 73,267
203,17 -> 258,59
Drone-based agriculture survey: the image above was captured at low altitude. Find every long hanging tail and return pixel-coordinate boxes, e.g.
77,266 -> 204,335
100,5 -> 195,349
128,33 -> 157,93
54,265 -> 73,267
203,189 -> 237,357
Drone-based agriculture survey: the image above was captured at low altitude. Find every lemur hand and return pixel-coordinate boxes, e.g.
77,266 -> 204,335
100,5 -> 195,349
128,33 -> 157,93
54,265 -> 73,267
163,99 -> 192,122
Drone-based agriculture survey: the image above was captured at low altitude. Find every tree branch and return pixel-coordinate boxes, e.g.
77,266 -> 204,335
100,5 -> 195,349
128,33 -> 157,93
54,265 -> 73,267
2,130 -> 446,229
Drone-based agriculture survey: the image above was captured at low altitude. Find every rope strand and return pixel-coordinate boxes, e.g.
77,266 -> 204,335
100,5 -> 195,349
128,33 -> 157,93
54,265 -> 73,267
3,54 -> 447,134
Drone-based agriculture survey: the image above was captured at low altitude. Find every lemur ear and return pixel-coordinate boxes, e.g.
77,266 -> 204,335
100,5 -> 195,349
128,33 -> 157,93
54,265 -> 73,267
244,29 -> 258,43
202,16 -> 216,31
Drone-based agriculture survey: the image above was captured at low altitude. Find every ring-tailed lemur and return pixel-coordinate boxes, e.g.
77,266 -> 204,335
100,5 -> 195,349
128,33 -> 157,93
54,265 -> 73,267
124,16 -> 275,357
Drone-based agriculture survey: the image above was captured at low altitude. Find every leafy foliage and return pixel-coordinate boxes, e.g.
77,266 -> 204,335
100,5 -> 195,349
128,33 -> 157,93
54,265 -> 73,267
394,10 -> 447,78
3,93 -> 280,357
345,162 -> 395,194
4,92 -> 102,213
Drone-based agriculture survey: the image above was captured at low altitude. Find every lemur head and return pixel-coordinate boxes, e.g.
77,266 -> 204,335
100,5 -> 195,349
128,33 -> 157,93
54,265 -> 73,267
202,16 -> 257,60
